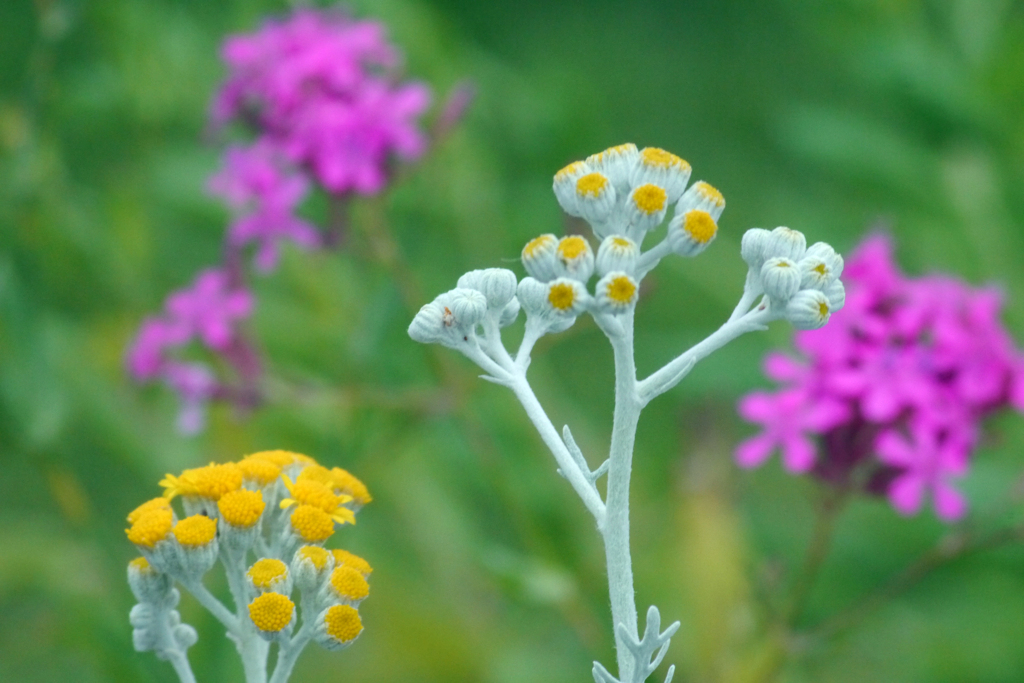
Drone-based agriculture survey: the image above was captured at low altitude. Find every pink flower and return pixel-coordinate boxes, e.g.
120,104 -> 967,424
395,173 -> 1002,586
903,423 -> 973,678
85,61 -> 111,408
212,9 -> 430,196
164,269 -> 253,350
209,144 -> 320,271
736,234 -> 1024,521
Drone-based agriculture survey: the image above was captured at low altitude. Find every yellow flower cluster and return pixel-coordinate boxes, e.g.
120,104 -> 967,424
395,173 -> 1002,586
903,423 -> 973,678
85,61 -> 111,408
124,450 -> 371,570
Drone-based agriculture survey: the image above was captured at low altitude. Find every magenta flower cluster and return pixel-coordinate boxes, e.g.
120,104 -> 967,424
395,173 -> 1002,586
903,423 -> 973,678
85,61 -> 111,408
210,8 -> 430,269
127,8 -> 433,432
736,235 -> 1024,521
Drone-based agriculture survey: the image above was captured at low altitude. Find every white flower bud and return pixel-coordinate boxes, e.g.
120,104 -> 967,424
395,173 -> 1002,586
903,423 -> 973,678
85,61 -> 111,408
741,228 -> 771,269
675,180 -> 725,221
667,209 -> 718,257
764,227 -> 807,262
554,235 -> 595,282
586,143 -> 639,193
596,235 -> 639,276
629,147 -> 692,203
552,161 -> 591,217
313,605 -> 363,652
458,268 -> 518,309
760,258 -> 801,302
545,278 -> 588,316
408,301 -> 445,344
521,234 -> 559,282
826,278 -> 846,312
785,289 -> 832,330
594,272 -> 639,314
800,242 -> 844,290
291,546 -> 335,595
625,184 -> 669,233
517,276 -> 548,315
498,298 -> 520,327
447,288 -> 488,327
128,558 -> 176,607
574,172 -> 618,226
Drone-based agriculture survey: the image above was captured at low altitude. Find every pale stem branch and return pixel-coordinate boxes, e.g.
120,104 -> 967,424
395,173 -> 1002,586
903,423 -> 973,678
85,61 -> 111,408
508,375 -> 607,523
166,649 -> 198,683
727,270 -> 763,323
515,319 -> 545,370
181,580 -> 242,637
634,239 -> 673,281
269,623 -> 312,683
601,309 -> 643,681
637,307 -> 774,404
481,315 -> 516,371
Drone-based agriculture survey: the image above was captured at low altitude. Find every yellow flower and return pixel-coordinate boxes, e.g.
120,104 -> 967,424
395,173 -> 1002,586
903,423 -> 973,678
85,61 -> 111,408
248,592 -> 295,634
126,508 -> 174,548
218,489 -> 265,529
160,462 -> 242,501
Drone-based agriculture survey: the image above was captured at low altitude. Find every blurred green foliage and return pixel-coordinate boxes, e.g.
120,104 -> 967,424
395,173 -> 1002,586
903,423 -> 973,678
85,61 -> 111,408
3,0 -> 1024,681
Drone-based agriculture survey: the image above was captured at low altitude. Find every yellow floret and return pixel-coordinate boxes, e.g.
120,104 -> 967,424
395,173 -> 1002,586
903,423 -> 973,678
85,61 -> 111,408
813,263 -> 828,276
818,301 -> 830,317
243,450 -> 316,469
127,497 -> 171,524
289,504 -> 336,543
129,556 -> 153,573
329,565 -> 370,601
606,276 -> 637,304
331,468 -> 372,505
298,546 -> 332,571
331,549 -> 373,577
323,605 -> 363,643
547,282 -> 577,311
575,173 -> 608,197
523,234 -> 556,259
632,184 -> 667,214
692,181 -> 725,208
248,558 -> 288,590
160,462 -> 242,501
640,147 -> 689,171
237,458 -> 281,487
612,237 -> 632,248
248,593 -> 294,633
126,508 -> 174,548
683,210 -> 718,244
554,161 -> 586,182
557,236 -> 588,261
280,476 -> 343,513
173,515 -> 217,548
296,463 -> 333,486
218,489 -> 265,528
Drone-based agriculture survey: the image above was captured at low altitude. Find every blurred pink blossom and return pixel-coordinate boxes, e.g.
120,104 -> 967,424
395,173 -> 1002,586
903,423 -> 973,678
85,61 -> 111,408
736,235 -> 1024,521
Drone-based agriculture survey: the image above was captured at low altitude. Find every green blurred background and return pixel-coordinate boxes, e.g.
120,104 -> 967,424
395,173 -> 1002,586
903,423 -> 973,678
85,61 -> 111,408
3,0 -> 1024,681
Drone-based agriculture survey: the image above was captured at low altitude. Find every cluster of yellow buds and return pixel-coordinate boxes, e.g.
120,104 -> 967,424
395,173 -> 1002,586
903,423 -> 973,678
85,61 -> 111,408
125,450 -> 372,682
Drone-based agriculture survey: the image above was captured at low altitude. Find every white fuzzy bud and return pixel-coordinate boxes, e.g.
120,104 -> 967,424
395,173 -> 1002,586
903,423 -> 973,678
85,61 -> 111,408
675,180 -> 725,221
594,272 -> 639,314
625,184 -> 669,233
128,560 -> 176,607
596,235 -> 639,276
826,279 -> 846,312
741,228 -> 771,269
553,235 -> 595,282
174,624 -> 198,650
458,268 -> 518,309
629,147 -> 692,203
498,298 -> 520,327
447,288 -> 488,327
574,172 -> 618,226
760,258 -> 801,302
785,289 -> 832,330
552,161 -> 591,217
800,242 -> 844,290
521,234 -> 559,282
516,277 -> 549,315
667,209 -> 718,257
764,227 -> 807,262
586,143 -> 640,194
408,301 -> 446,344
545,278 -> 588,317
